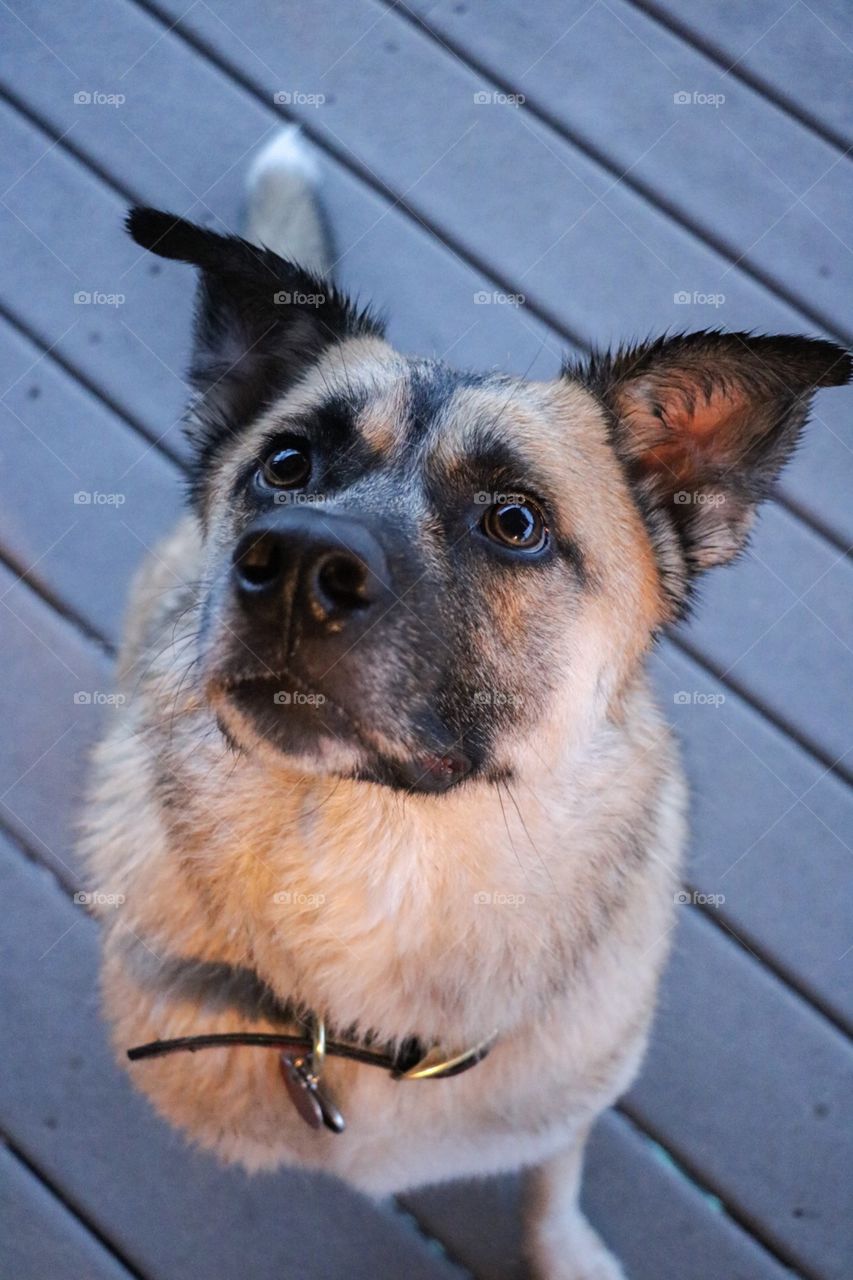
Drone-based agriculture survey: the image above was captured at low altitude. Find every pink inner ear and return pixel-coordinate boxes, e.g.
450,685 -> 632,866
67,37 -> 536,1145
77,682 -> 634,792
622,379 -> 751,491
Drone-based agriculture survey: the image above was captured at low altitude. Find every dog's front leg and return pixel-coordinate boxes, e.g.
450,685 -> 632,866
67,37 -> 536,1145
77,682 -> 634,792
525,1127 -> 625,1280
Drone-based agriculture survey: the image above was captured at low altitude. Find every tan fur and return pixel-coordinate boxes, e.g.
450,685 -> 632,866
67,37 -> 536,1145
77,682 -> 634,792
82,337 -> 686,1280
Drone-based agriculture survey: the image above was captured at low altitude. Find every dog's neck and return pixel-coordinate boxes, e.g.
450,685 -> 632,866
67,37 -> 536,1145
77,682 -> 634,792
126,671 -> 672,1048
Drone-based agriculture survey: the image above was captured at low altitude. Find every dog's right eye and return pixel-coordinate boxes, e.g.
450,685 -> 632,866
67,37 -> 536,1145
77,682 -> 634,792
259,441 -> 311,489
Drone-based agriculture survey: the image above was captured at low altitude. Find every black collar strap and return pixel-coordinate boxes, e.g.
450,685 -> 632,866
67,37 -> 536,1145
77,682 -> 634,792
127,1026 -> 495,1079
124,948 -> 496,1133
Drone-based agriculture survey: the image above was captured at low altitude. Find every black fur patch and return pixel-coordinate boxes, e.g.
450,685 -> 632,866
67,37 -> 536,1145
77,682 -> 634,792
126,207 -> 384,504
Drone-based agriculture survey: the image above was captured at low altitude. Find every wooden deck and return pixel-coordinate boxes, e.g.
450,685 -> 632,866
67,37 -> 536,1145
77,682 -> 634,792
0,2 -> 850,1276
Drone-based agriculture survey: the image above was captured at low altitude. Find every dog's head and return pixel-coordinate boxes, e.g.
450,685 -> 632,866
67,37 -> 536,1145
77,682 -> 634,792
128,208 -> 849,794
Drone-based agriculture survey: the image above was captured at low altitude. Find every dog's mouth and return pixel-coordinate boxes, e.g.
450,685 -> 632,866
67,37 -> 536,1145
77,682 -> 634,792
209,672 -> 474,794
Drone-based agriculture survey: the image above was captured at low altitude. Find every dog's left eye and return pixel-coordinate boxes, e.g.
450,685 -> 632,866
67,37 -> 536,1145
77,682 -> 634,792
481,500 -> 548,553
260,441 -> 311,489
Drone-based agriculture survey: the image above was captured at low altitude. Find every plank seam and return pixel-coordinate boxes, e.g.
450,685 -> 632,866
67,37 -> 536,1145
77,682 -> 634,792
1,1136 -> 147,1280
685,890 -> 852,1041
675,632 -> 852,786
1,94 -> 851,783
0,816 -> 820,1280
117,1 -> 853,558
617,1094 -> 821,1280
2,284 -> 849,803
610,1109 -> 807,1280
626,0 -> 853,157
377,0 -> 852,347
391,1200 -> 476,1279
1,63 -> 850,566
0,542 -> 115,659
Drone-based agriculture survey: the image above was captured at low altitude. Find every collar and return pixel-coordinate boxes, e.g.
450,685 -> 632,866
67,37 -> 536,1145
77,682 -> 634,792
125,949 -> 496,1134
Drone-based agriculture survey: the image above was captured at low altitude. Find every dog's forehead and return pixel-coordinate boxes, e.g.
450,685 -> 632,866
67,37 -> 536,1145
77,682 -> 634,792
268,338 -> 601,480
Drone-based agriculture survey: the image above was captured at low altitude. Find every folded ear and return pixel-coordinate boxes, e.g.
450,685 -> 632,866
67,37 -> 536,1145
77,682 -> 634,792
126,207 -> 382,457
574,330 -> 849,604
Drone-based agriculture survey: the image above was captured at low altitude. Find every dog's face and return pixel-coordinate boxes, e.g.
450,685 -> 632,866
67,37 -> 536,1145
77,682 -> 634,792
129,209 -> 849,793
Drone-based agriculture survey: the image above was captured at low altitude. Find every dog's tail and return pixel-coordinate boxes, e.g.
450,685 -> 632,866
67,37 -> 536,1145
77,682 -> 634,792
245,126 -> 332,276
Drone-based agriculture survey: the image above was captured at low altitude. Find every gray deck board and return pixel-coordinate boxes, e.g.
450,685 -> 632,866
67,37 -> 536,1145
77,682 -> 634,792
1,577 -> 850,1277
0,832 -> 466,1280
0,320 -> 180,643
2,0 -> 850,546
631,0 -> 852,149
396,0 -> 853,339
1,42 -> 852,774
626,910 -> 853,1280
0,1 -> 850,1277
0,1146 -> 134,1280
0,97 -> 191,460
405,1112 -> 797,1280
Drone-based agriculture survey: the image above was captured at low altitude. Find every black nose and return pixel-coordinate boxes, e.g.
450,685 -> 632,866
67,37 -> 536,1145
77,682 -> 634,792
232,511 -> 388,629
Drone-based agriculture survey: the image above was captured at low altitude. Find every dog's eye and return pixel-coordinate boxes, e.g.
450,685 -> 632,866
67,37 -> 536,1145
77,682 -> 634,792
260,442 -> 311,489
482,500 -> 548,553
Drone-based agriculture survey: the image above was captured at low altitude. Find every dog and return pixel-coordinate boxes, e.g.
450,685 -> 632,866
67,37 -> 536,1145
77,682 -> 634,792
81,127 -> 850,1279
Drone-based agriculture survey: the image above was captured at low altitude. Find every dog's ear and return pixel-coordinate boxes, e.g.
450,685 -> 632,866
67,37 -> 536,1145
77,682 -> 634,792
126,207 -> 382,453
576,330 -> 849,591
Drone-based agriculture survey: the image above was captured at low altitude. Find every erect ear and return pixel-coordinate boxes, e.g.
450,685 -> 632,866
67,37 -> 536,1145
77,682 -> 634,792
575,330 -> 849,598
126,207 -> 382,456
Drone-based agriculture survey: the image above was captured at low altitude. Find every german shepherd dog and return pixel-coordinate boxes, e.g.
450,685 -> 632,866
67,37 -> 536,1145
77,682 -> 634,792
82,128 -> 849,1278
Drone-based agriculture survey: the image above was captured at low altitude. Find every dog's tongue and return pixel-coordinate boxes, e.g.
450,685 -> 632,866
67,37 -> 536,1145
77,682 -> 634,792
401,750 -> 471,793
